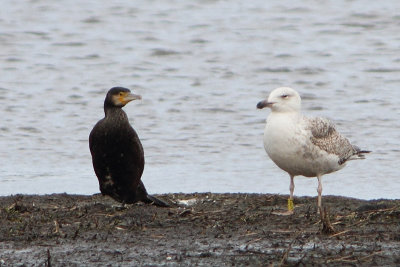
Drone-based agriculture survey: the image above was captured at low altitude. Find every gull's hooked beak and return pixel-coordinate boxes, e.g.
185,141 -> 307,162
257,100 -> 275,109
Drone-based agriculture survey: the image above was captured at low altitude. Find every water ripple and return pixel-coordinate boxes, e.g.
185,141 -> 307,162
0,0 -> 398,200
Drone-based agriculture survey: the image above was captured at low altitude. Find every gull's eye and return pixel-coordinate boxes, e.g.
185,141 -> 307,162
281,94 -> 289,99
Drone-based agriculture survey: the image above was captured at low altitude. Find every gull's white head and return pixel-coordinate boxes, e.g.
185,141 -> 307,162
257,87 -> 301,113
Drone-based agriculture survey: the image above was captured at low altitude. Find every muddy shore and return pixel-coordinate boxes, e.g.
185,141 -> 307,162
0,193 -> 399,266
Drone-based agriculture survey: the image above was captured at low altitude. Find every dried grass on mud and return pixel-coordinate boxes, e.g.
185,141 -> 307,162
1,193 -> 399,266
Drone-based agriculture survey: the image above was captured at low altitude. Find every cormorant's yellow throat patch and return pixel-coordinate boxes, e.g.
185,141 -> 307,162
112,92 -> 141,106
119,93 -> 128,105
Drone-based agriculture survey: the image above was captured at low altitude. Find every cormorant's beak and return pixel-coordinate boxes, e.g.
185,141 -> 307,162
122,92 -> 142,104
257,100 -> 274,109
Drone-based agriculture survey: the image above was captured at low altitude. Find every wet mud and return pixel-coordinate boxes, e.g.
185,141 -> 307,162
0,193 -> 399,266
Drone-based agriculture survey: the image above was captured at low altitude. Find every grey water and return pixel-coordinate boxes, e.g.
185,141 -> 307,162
0,1 -> 399,200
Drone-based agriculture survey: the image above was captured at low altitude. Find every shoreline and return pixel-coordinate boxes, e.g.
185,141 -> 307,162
1,193 -> 399,266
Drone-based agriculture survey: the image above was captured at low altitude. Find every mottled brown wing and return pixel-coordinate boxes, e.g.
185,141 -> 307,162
307,117 -> 356,164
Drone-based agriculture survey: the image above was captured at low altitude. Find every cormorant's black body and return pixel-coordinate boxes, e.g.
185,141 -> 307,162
89,87 -> 168,206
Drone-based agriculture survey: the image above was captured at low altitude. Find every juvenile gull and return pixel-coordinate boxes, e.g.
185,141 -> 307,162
257,87 -> 369,214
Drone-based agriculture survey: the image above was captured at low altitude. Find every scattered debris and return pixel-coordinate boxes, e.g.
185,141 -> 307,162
319,206 -> 335,234
0,193 -> 398,265
176,198 -> 198,206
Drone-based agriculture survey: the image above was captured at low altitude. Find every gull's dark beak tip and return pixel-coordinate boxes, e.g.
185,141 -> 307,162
257,100 -> 267,109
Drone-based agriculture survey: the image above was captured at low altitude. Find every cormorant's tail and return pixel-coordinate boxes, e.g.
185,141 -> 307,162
136,181 -> 170,207
143,194 -> 170,207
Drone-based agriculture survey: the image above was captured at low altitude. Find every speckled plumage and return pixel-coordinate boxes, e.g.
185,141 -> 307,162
306,117 -> 359,165
257,87 -> 369,213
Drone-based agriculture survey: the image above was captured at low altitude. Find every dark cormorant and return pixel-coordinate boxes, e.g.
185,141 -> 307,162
89,87 -> 168,207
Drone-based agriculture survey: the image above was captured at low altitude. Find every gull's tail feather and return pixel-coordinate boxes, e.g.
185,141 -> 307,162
349,146 -> 371,160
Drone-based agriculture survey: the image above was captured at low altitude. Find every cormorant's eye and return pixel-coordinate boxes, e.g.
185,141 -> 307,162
119,92 -> 124,97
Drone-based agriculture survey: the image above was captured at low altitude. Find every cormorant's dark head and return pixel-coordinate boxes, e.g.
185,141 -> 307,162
104,87 -> 142,108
